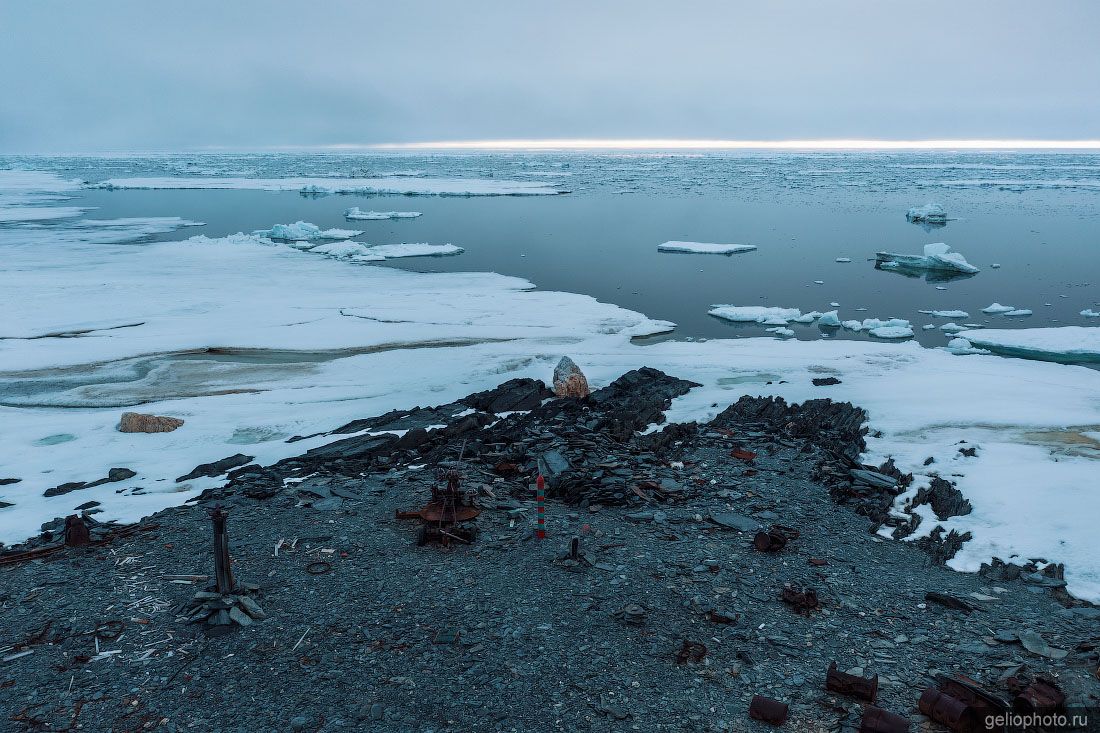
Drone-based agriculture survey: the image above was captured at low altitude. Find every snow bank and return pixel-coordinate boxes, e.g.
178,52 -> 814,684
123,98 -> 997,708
254,221 -> 362,240
91,176 -> 565,196
658,241 -> 757,255
958,326 -> 1100,363
905,202 -> 947,223
344,208 -> 423,220
0,170 -> 87,222
876,243 -> 980,275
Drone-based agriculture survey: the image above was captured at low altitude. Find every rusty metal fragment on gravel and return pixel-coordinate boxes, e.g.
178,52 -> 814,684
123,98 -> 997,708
674,640 -> 707,664
748,695 -> 788,726
825,662 -> 878,702
753,524 -> 800,552
780,584 -> 820,614
859,705 -> 910,732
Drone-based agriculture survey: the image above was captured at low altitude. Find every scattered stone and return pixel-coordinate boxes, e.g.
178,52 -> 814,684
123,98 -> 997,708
176,454 -> 254,482
1017,630 -> 1069,660
709,512 -> 760,532
812,376 -> 842,386
118,412 -> 184,433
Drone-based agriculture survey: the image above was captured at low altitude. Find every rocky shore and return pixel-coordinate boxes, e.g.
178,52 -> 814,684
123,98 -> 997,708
2,367 -> 1098,732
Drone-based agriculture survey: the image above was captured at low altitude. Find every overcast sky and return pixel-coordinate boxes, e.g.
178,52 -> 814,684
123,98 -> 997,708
2,0 -> 1099,152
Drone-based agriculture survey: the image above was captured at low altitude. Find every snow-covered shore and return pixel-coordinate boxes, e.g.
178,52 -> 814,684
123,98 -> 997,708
2,170 -> 1100,602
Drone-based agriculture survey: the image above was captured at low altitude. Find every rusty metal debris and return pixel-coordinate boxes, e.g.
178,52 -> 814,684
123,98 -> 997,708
674,640 -> 707,664
397,468 -> 480,546
780,584 -> 820,614
748,695 -> 788,726
1006,676 -> 1065,715
569,536 -> 581,560
918,688 -> 977,732
0,522 -> 157,567
859,706 -> 910,732
731,448 -> 757,462
825,662 -> 878,703
753,525 -> 800,552
63,515 -> 90,547
305,561 -> 333,575
916,675 -> 1009,732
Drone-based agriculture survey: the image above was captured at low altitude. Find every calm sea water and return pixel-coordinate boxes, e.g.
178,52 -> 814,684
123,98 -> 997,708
6,152 -> 1099,349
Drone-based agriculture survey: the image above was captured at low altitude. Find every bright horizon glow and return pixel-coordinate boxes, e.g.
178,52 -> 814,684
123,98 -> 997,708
366,138 -> 1100,151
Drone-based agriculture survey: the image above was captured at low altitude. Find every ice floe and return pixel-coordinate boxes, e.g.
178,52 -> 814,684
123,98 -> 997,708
1005,309 -> 1033,317
905,202 -> 948,224
1082,310 -> 1100,318
254,221 -> 363,240
817,310 -> 841,327
876,243 -> 980,275
708,306 -> 801,324
944,337 -> 990,356
982,303 -> 1016,314
957,326 -> 1100,363
91,176 -> 565,196
344,208 -> 423,220
920,309 -> 969,318
839,317 -> 914,339
658,241 -> 757,255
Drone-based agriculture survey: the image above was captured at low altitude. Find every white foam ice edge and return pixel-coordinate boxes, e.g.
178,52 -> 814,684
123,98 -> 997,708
2,171 -> 1100,603
91,176 -> 565,196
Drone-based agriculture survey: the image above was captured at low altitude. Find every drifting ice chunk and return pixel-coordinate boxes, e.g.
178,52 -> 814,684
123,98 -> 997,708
817,310 -> 841,327
254,221 -> 363,240
791,311 -> 821,324
982,303 -> 1016,314
842,320 -> 864,331
1005,309 -> 1033,317
906,203 -> 948,223
945,337 -> 990,355
835,257 -> 852,263
708,306 -> 801,324
876,243 -> 980,275
939,323 -> 967,333
958,326 -> 1100,363
920,309 -> 969,318
307,241 -> 385,261
364,243 -> 464,258
766,327 -> 795,338
1083,310 -> 1100,318
344,208 -> 423,220
658,241 -> 757,255
869,325 -> 915,339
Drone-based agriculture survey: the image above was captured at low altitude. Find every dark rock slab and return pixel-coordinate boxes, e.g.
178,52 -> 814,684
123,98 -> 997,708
177,454 -> 254,482
462,378 -> 552,413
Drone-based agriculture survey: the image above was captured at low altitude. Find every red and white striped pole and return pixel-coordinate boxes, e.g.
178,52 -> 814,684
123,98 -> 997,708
536,474 -> 546,539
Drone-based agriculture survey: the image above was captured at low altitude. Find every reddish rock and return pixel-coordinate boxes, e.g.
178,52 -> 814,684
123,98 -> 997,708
119,412 -> 184,433
552,356 -> 590,398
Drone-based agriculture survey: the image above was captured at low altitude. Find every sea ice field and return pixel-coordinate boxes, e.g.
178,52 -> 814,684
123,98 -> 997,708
1,151 -> 1099,600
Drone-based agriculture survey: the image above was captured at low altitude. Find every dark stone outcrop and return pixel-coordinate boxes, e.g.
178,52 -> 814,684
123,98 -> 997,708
462,378 -> 553,413
177,454 -> 254,482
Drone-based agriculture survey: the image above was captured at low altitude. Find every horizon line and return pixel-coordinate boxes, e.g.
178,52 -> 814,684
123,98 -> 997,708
362,138 -> 1100,151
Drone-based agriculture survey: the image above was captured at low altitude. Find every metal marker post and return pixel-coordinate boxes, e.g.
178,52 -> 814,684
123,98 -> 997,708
536,474 -> 546,539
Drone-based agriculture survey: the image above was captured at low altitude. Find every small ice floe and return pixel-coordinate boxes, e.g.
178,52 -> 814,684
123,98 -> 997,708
368,243 -> 464,258
939,322 -> 967,333
991,263 -> 1001,269
876,243 -> 980,275
791,311 -> 822,324
306,241 -> 384,261
344,208 -> 423,220
957,326 -> 1100,363
835,257 -> 852,263
708,306 -> 801,324
658,241 -> 757,255
813,280 -> 824,284
840,317 -> 914,338
817,310 -> 841,327
1005,309 -> 1033,317
919,309 -> 970,318
765,327 -> 795,338
981,303 -> 1016,314
254,221 -> 363,240
905,202 -> 948,224
1081,309 -> 1100,318
922,324 -> 936,330
944,337 -> 990,355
